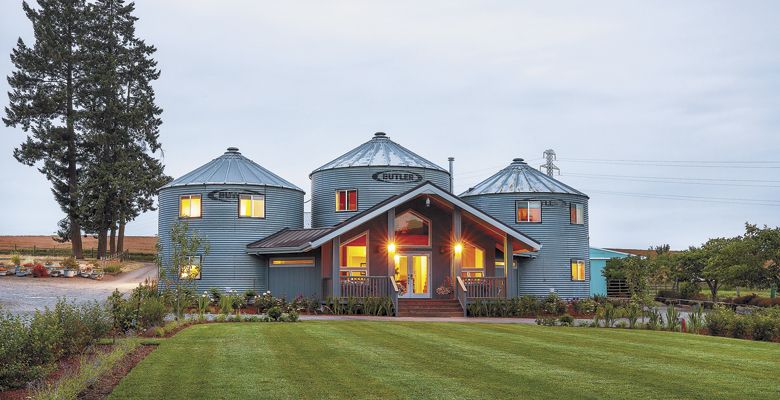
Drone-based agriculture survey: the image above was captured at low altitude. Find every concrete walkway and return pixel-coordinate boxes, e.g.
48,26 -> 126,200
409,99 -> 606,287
0,263 -> 157,316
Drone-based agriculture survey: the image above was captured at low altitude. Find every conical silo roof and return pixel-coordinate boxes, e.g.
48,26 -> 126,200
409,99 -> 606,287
161,147 -> 303,192
460,158 -> 587,197
310,132 -> 448,175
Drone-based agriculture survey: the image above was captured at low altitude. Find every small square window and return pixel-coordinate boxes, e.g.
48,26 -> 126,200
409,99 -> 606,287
179,195 -> 202,218
516,200 -> 541,223
571,259 -> 585,281
570,203 -> 584,225
239,194 -> 265,218
336,189 -> 358,212
180,256 -> 202,280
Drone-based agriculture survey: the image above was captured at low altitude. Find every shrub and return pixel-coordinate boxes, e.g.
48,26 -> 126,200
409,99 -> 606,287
219,294 -> 234,315
665,306 -> 680,332
52,299 -> 111,356
750,314 -> 776,341
646,308 -> 662,330
543,293 -> 567,315
729,315 -> 752,339
267,306 -> 283,321
558,314 -> 574,326
535,316 -> 557,326
195,292 -> 210,317
32,264 -> 49,277
571,298 -> 597,316
244,289 -> 257,302
687,305 -> 706,334
678,282 -> 701,299
595,303 -> 620,328
208,287 -> 222,304
624,302 -> 642,329
518,295 -> 540,316
139,297 -> 167,329
705,306 -> 732,336
103,263 -> 122,274
10,253 -> 22,266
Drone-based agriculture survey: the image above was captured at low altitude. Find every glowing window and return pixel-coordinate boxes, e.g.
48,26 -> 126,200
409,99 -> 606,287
179,256 -> 202,280
570,203 -> 584,225
340,232 -> 368,276
516,200 -> 541,223
461,242 -> 485,277
179,195 -> 202,218
270,258 -> 314,267
394,210 -> 431,247
336,189 -> 358,212
239,194 -> 265,218
571,259 -> 585,281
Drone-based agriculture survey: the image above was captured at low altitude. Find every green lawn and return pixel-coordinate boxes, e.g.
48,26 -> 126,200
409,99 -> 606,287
110,321 -> 780,400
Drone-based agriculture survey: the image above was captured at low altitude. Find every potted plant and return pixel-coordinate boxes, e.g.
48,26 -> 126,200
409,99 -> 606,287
17,262 -> 33,277
62,256 -> 78,278
0,263 -> 7,276
32,263 -> 49,278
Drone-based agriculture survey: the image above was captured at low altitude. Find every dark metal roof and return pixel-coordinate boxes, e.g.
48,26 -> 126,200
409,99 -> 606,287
460,158 -> 586,197
162,147 -> 304,192
310,132 -> 448,175
247,227 -> 333,249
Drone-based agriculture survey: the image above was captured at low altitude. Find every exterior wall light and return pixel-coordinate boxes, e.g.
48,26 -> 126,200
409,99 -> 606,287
454,243 -> 463,254
393,254 -> 400,264
387,242 -> 396,253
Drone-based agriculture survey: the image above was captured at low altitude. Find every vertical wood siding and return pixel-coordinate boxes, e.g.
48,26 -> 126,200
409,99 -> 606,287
158,184 -> 304,293
310,166 -> 451,228
461,193 -> 590,299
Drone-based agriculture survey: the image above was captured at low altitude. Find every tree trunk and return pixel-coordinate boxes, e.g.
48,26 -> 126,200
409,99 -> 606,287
97,229 -> 108,259
66,56 -> 83,259
117,217 -> 125,253
109,226 -> 116,255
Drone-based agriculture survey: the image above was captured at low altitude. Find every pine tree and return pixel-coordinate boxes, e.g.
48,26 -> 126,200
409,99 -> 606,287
4,0 -> 88,258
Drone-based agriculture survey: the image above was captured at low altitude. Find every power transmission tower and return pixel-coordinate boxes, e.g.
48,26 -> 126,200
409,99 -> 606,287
540,149 -> 560,177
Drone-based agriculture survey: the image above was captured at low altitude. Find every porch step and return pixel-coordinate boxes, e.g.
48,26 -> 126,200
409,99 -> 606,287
397,299 -> 464,318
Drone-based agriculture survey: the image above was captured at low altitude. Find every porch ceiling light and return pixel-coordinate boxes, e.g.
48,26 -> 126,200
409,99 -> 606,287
387,242 -> 396,253
454,243 -> 463,254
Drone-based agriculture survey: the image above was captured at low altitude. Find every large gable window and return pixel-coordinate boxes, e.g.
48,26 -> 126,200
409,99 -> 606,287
394,210 -> 431,247
516,200 -> 541,223
461,242 -> 485,277
179,195 -> 202,218
340,232 -> 368,276
336,189 -> 358,212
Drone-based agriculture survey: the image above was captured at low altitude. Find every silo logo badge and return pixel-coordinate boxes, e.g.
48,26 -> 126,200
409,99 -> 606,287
372,170 -> 423,184
207,189 -> 264,202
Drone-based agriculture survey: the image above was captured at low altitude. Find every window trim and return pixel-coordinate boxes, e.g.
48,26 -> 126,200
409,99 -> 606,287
179,255 -> 202,280
269,257 -> 315,268
178,194 -> 202,219
515,200 -> 542,224
335,189 -> 358,212
570,259 -> 586,281
339,230 -> 369,274
570,203 -> 584,225
394,209 -> 432,248
238,194 -> 266,219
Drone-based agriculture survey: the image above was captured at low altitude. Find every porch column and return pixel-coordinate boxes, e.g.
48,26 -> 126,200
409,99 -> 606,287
331,237 -> 340,297
387,208 -> 395,276
504,234 -> 516,297
453,208 -> 462,278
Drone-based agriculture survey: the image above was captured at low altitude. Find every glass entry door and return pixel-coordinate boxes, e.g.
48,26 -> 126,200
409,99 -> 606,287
394,253 -> 431,298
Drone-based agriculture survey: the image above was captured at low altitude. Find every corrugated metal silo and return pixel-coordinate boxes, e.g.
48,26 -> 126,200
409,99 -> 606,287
460,158 -> 590,299
158,147 -> 304,292
310,132 -> 451,228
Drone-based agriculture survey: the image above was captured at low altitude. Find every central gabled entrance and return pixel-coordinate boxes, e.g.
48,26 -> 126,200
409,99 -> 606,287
394,252 -> 431,298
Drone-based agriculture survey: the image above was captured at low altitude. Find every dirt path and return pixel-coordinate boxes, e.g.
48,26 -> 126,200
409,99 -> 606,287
0,263 -> 157,316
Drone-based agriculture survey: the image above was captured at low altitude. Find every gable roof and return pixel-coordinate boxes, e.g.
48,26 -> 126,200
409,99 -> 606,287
247,181 -> 541,254
162,147 -> 304,192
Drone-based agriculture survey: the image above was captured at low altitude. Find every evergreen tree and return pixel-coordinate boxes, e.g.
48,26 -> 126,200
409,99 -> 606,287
4,0 -> 88,258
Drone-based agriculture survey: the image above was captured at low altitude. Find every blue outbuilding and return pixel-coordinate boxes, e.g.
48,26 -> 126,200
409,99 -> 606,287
588,247 -> 632,296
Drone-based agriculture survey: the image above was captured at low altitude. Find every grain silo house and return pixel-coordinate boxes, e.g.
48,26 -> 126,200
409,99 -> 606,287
158,133 -> 590,316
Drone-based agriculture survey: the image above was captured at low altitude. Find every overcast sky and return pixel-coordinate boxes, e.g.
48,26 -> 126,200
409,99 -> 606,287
1,1 -> 779,249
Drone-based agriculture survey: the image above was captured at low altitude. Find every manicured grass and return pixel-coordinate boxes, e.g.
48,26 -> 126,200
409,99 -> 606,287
109,322 -> 780,400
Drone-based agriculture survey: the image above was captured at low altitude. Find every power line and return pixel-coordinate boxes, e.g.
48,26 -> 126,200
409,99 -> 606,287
584,189 -> 780,207
561,157 -> 780,164
559,159 -> 780,169
564,173 -> 780,188
564,172 -> 780,183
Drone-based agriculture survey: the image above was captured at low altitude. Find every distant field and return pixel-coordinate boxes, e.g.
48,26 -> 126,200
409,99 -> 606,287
0,235 -> 157,254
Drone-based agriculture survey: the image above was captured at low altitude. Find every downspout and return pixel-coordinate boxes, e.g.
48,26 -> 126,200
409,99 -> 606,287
448,157 -> 455,192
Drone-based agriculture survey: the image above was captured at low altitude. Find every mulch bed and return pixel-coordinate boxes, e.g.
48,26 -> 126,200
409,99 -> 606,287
77,344 -> 158,400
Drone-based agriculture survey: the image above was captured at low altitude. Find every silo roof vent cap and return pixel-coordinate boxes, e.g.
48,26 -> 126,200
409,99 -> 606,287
512,158 -> 525,164
373,132 -> 388,138
226,147 -> 240,153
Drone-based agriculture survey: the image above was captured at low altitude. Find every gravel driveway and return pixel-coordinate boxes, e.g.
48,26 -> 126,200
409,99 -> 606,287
0,263 -> 157,316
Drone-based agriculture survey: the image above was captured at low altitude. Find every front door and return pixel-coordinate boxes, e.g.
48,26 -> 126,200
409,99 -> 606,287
394,252 -> 431,298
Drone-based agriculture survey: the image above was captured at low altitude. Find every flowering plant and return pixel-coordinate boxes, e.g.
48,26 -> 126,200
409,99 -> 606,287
436,276 -> 453,295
